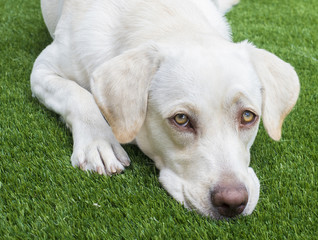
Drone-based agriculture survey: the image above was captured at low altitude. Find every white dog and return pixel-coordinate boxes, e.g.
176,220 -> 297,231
31,0 -> 300,219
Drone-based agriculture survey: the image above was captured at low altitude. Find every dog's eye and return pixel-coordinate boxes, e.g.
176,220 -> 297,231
174,114 -> 190,126
241,110 -> 256,125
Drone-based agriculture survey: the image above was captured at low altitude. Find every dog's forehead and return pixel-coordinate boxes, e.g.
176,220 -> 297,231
182,46 -> 257,86
151,46 -> 262,113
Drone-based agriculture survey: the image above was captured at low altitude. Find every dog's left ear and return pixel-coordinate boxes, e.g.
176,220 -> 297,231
91,44 -> 162,143
246,43 -> 300,141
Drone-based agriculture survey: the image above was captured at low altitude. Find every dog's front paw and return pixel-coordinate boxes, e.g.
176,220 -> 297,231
71,140 -> 130,176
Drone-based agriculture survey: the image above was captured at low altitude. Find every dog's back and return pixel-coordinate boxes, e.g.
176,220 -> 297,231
41,0 -> 230,41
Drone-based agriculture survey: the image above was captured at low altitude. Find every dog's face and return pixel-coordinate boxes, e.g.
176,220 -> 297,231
136,45 -> 262,218
91,41 -> 299,218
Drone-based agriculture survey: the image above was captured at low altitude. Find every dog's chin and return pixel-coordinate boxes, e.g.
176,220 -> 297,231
158,168 -> 216,218
158,168 -> 186,204
158,167 -> 260,219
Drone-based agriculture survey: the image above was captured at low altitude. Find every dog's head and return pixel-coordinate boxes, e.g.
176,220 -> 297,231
91,41 -> 299,219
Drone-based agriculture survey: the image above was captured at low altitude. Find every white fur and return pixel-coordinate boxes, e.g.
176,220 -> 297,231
31,0 -> 299,218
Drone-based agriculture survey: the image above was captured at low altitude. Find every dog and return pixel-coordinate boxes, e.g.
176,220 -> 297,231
31,0 -> 300,219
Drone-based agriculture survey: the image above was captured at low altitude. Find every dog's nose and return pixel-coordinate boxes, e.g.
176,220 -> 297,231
211,183 -> 248,218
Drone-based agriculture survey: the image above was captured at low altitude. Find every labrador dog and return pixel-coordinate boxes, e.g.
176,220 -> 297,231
31,0 -> 300,219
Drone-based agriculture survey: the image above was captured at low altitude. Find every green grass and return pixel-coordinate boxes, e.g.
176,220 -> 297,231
0,0 -> 317,239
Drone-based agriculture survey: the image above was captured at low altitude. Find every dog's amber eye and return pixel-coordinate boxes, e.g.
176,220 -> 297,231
241,110 -> 256,125
174,114 -> 189,126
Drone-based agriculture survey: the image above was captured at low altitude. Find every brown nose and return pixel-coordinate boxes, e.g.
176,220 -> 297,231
211,183 -> 248,218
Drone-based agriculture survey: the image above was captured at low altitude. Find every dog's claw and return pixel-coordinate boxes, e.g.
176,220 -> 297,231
79,162 -> 85,170
96,166 -> 103,175
112,144 -> 131,167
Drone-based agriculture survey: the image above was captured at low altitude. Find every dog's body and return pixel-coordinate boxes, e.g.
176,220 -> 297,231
31,0 -> 299,219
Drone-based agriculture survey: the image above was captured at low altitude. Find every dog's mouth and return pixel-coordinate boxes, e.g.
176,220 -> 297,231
159,167 -> 260,219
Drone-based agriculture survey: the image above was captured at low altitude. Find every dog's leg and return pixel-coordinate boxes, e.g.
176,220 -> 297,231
212,0 -> 240,13
31,44 -> 130,175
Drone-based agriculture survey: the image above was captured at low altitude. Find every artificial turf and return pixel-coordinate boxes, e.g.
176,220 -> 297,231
0,0 -> 317,239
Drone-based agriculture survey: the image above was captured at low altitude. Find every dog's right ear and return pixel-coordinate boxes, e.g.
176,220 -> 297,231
91,45 -> 162,143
